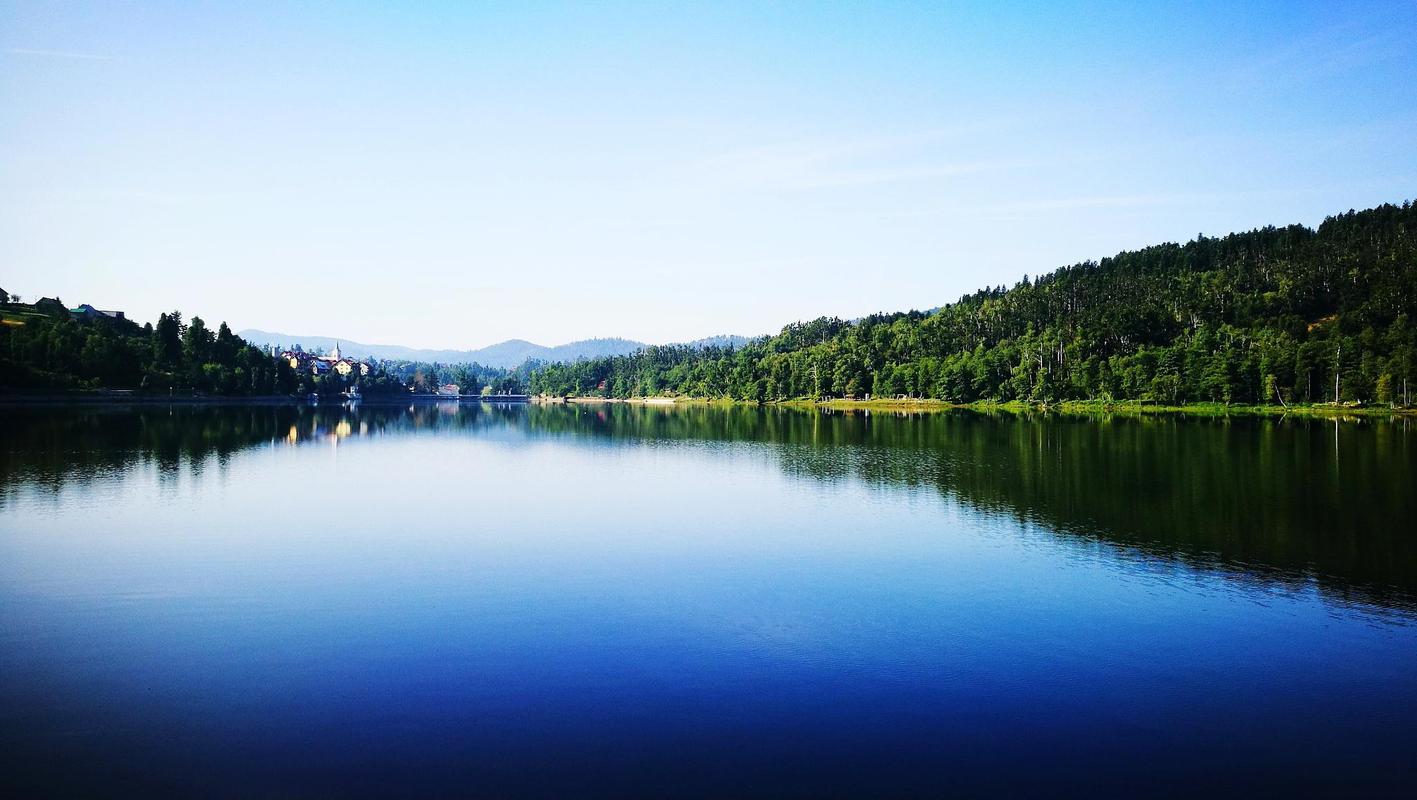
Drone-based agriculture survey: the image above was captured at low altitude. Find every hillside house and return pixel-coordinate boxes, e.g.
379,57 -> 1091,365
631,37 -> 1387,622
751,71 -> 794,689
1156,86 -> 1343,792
280,342 -> 372,377
69,304 -> 126,321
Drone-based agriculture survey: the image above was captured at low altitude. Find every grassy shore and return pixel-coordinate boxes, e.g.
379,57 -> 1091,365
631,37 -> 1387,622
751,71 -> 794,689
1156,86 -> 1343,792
544,395 -> 1416,418
808,398 -> 1416,418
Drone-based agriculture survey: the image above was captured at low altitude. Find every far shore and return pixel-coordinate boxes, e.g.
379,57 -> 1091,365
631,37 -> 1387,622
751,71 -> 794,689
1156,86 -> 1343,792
537,395 -> 1417,418
0,392 -> 502,408
5,391 -> 1413,419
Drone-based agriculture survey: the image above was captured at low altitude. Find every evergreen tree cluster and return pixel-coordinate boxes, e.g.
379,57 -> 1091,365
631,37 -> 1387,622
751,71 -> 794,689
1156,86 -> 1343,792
529,202 -> 1417,406
374,360 -> 521,396
0,303 -> 297,395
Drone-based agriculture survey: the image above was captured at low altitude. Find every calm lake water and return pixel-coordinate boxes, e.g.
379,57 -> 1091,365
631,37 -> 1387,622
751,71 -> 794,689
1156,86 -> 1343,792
2,403 -> 1415,796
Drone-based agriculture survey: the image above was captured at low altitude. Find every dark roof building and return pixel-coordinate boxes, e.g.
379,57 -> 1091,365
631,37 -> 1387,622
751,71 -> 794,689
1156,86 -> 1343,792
70,303 -> 126,321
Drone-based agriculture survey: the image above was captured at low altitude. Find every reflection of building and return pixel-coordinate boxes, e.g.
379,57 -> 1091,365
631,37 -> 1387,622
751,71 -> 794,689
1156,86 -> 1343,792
280,342 -> 372,377
281,413 -> 364,447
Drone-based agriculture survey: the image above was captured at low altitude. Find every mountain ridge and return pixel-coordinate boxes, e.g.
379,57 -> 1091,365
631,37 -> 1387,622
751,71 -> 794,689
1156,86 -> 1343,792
236,330 -> 750,369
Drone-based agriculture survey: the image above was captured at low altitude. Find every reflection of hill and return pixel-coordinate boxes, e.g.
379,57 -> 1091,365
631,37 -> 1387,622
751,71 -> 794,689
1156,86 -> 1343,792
2,403 -> 1413,612
521,404 -> 1417,612
0,404 -> 524,499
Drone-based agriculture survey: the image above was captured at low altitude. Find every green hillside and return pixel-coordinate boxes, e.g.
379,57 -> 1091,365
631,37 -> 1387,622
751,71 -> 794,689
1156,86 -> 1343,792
529,201 -> 1417,407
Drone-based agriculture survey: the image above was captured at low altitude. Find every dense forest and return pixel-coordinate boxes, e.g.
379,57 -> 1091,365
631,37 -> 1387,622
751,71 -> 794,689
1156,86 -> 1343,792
0,298 -> 412,396
0,292 -> 526,397
529,201 -> 1417,407
380,359 -> 525,396
0,297 -> 293,394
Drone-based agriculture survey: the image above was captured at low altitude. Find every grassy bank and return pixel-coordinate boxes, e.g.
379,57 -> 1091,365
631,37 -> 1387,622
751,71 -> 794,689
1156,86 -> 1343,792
810,398 -> 1417,417
546,395 -> 1417,418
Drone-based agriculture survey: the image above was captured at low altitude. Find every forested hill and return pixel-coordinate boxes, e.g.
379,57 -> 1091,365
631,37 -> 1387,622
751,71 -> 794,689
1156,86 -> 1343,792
529,201 -> 1417,406
0,304 -> 295,395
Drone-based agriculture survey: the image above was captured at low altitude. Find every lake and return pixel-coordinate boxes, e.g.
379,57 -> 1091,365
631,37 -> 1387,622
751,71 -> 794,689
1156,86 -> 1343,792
2,403 -> 1415,796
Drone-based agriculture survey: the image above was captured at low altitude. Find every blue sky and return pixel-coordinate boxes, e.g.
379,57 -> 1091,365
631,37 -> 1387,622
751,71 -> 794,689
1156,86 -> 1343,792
3,1 -> 1415,348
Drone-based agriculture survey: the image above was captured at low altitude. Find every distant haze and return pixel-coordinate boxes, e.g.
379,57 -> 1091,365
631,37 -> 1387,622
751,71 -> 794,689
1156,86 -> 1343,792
237,330 -> 751,369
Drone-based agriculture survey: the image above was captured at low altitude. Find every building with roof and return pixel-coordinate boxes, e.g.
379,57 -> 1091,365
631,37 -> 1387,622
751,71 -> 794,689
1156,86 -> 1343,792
280,343 -> 372,377
69,303 -> 126,321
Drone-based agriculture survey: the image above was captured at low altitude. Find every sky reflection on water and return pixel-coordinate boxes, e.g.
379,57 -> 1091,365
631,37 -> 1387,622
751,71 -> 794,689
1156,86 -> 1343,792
2,404 -> 1415,796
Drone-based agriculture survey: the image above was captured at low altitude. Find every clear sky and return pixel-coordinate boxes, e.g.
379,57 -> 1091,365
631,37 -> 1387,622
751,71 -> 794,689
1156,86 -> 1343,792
3,1 -> 1415,348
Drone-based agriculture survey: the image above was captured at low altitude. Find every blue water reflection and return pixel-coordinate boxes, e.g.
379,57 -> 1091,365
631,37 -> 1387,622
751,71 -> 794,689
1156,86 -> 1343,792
1,404 -> 1414,795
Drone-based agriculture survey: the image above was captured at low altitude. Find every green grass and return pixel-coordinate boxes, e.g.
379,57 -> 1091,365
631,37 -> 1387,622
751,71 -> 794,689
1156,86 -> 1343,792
548,393 -> 1415,417
802,397 -> 1415,417
0,309 -> 51,325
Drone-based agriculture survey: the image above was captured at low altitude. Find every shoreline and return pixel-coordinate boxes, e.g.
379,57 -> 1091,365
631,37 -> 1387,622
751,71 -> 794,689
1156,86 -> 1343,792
537,395 -> 1417,418
806,398 -> 1417,418
5,392 -> 1413,418
0,392 -> 504,408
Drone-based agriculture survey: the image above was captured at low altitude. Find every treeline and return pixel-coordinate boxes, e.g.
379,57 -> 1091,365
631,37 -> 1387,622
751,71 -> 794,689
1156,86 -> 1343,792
0,290 -> 529,398
292,363 -> 407,399
529,201 -> 1417,406
378,360 -> 525,396
0,298 -> 299,395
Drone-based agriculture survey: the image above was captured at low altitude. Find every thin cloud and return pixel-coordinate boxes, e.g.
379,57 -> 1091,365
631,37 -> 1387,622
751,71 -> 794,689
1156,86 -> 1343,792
884,192 -> 1209,222
1227,20 -> 1408,92
984,194 -> 1187,214
676,120 -> 1033,192
4,47 -> 113,60
789,159 -> 1031,190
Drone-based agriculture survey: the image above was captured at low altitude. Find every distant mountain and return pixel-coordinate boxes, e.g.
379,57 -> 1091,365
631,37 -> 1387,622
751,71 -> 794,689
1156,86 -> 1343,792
687,334 -> 755,350
236,330 -> 750,369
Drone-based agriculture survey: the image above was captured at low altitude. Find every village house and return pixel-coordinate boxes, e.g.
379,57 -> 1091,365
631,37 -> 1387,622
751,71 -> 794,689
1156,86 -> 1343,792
279,343 -> 372,377
69,303 -> 126,321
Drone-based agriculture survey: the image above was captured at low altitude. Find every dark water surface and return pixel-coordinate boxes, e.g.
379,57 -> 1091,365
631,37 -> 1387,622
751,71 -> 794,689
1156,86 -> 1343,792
2,403 -> 1415,796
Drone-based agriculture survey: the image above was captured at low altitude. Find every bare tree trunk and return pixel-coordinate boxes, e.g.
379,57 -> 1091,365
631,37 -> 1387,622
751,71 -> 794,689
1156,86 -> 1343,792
1334,344 -> 1341,404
